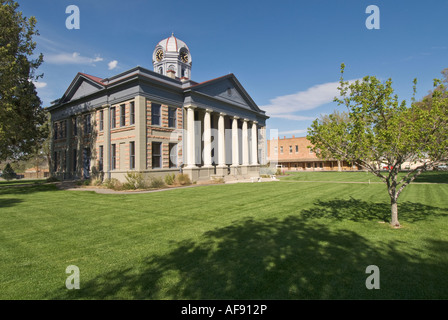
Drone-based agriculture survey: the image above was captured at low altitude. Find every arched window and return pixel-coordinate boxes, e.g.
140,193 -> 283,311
158,67 -> 163,74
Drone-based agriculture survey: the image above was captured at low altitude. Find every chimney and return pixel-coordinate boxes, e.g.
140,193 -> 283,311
167,69 -> 176,79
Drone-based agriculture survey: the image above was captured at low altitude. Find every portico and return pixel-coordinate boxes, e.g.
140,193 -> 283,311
183,105 -> 262,181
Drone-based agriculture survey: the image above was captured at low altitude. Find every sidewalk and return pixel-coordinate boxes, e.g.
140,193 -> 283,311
56,177 -> 279,194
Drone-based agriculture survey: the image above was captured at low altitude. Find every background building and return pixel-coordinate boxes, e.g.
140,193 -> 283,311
267,136 -> 360,171
47,35 -> 269,182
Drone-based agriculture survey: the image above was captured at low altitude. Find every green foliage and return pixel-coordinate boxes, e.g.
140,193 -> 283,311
45,176 -> 59,183
307,64 -> 448,227
0,1 -> 46,161
124,171 -> 147,190
2,163 -> 16,180
164,173 -> 176,185
148,176 -> 165,189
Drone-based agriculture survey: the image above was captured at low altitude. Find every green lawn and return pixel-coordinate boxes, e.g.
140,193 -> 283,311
0,178 -> 46,187
1,172 -> 447,299
280,170 -> 448,184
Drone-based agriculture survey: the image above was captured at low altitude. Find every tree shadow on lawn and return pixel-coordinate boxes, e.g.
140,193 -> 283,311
301,197 -> 448,223
0,183 -> 59,196
0,198 -> 23,208
413,171 -> 448,184
51,215 -> 448,300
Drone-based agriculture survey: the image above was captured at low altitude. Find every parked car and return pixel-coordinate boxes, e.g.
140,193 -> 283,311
435,165 -> 448,171
382,165 -> 394,170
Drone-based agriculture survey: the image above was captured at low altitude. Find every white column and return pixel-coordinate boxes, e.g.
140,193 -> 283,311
203,109 -> 212,167
135,96 -> 146,171
103,105 -> 110,178
186,105 -> 196,168
251,121 -> 258,165
218,113 -> 226,167
232,116 -> 240,166
242,119 -> 249,165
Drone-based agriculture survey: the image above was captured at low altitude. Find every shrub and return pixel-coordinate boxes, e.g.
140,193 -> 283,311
2,163 -> 16,181
102,178 -> 123,190
46,176 -> 60,183
91,178 -> 103,186
175,173 -> 191,186
164,173 -> 176,185
148,176 -> 166,189
124,171 -> 147,189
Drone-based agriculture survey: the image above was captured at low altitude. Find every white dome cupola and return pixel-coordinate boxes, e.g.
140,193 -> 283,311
153,33 -> 192,80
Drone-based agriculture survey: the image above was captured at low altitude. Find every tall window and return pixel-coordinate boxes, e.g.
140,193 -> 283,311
168,107 -> 176,128
130,102 -> 135,125
111,144 -> 116,169
84,114 -> 91,134
129,141 -> 135,169
62,120 -> 67,138
99,145 -> 104,171
63,150 -> 67,172
54,122 -> 58,140
54,151 -> 58,171
99,110 -> 104,131
120,104 -> 126,127
151,103 -> 161,126
280,146 -> 283,154
73,149 -> 77,172
73,117 -> 78,136
289,145 -> 293,154
111,107 -> 116,129
152,142 -> 161,168
169,143 -> 177,168
295,145 -> 298,153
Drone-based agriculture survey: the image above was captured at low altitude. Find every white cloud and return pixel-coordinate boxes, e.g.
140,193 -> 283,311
108,60 -> 118,70
261,80 -> 358,119
278,129 -> 308,136
33,81 -> 47,89
45,52 -> 103,65
270,114 -> 316,121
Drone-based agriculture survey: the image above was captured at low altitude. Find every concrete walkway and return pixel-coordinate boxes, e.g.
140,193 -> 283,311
55,177 -> 280,194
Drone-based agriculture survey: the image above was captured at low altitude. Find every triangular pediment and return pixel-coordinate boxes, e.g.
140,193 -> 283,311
60,73 -> 105,103
190,74 -> 262,113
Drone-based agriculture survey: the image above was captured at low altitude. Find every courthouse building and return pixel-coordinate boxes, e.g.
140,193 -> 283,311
267,136 -> 359,171
48,35 -> 269,182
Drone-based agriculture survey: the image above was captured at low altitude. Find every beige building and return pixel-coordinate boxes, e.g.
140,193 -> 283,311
48,35 -> 269,182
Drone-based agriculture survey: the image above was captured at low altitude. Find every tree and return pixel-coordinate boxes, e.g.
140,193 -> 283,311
307,64 -> 448,227
0,0 -> 46,161
2,163 -> 16,180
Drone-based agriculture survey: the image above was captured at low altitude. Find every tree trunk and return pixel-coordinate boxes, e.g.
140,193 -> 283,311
390,197 -> 400,227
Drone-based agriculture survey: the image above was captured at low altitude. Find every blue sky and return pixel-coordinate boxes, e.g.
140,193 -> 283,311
19,0 -> 448,138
